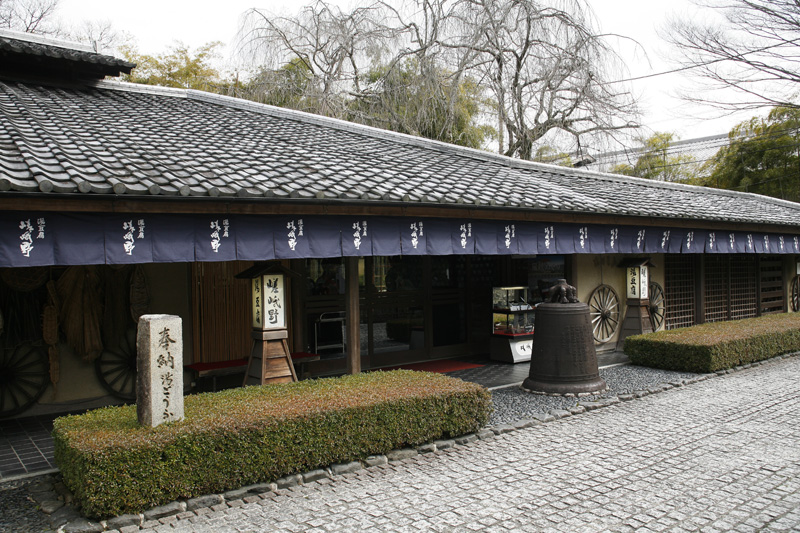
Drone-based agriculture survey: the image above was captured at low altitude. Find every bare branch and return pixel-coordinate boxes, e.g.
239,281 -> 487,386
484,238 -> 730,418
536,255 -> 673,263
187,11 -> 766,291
663,0 -> 800,111
0,0 -> 61,35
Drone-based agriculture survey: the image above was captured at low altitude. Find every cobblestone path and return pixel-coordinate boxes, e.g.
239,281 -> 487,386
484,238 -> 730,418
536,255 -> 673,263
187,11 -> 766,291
150,357 -> 800,532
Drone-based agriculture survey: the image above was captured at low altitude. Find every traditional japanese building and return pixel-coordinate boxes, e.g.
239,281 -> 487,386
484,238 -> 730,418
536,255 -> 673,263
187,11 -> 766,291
1,29 -> 799,417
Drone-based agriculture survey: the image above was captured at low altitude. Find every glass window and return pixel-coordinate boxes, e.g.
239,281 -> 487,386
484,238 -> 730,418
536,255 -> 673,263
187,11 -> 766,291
431,256 -> 465,288
375,256 -> 423,292
432,302 -> 466,346
306,258 -> 346,296
371,304 -> 424,354
524,256 -> 565,303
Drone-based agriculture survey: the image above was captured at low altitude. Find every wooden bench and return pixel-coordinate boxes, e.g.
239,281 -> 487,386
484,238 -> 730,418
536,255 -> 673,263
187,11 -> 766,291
288,351 -> 321,380
186,352 -> 321,391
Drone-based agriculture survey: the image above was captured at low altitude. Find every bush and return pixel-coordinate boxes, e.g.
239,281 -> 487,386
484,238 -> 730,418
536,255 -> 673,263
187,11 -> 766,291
53,370 -> 491,518
624,312 -> 800,373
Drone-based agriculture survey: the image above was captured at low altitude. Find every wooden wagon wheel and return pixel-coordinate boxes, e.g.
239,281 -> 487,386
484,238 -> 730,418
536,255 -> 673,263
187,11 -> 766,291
791,275 -> 800,313
649,282 -> 666,331
588,284 -> 620,344
0,342 -> 49,418
95,327 -> 137,401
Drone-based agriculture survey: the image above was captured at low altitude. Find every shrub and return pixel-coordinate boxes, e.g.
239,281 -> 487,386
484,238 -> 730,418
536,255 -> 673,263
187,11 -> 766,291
53,370 -> 491,518
624,312 -> 800,373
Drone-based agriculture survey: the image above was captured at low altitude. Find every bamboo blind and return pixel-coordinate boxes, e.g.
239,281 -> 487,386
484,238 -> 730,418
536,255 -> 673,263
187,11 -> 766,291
191,261 -> 253,364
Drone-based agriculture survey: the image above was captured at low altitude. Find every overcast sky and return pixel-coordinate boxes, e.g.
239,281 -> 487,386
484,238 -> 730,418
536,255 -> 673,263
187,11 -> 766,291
56,0 -> 762,144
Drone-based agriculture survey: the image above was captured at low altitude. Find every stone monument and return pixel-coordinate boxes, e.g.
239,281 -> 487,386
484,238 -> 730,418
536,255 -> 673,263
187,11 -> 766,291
136,314 -> 184,427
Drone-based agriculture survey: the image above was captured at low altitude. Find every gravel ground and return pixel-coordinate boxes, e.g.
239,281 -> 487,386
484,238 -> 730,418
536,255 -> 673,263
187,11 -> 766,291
0,476 -> 53,533
489,364 -> 700,425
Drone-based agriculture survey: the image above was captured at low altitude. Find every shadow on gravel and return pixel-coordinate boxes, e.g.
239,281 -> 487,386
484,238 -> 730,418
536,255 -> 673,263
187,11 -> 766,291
0,476 -> 53,532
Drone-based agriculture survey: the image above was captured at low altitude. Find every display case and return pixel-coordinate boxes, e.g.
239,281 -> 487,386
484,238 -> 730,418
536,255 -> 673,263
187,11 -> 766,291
490,286 -> 535,363
492,286 -> 535,335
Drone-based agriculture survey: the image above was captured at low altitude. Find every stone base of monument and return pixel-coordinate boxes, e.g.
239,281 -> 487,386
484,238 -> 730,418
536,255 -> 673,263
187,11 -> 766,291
522,302 -> 607,395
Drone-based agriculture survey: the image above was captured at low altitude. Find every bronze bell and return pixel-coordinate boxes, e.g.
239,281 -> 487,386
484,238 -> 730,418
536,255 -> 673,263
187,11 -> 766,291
523,284 -> 606,395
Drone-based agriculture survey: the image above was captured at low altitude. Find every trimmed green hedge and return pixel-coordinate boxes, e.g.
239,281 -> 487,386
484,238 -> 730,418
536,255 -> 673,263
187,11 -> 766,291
624,312 -> 800,373
53,370 -> 491,518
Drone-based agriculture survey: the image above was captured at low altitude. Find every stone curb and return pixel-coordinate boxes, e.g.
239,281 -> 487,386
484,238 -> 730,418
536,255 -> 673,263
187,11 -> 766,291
37,351 -> 797,531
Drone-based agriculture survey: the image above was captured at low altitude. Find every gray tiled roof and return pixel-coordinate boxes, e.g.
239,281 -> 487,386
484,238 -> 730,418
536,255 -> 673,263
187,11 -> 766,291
1,78 -> 799,228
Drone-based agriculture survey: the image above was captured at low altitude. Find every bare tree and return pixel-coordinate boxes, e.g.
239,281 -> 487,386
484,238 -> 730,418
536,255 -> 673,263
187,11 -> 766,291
349,0 -> 492,146
68,19 -> 125,54
0,0 -> 124,55
0,0 -> 60,34
664,0 -> 800,111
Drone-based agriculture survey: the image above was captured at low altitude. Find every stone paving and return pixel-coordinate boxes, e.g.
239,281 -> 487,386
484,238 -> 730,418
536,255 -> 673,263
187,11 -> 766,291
123,355 -> 800,533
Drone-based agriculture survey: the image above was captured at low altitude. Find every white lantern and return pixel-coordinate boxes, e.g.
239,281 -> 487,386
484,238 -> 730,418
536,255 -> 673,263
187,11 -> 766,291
624,262 -> 650,300
252,273 -> 286,331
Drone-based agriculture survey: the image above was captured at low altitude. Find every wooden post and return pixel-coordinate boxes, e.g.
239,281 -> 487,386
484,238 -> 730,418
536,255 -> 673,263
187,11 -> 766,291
290,259 -> 304,353
345,256 -> 361,374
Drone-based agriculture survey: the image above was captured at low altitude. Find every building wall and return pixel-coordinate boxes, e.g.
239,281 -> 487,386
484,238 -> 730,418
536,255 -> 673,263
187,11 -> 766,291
573,254 -> 665,350
10,252 -> 798,417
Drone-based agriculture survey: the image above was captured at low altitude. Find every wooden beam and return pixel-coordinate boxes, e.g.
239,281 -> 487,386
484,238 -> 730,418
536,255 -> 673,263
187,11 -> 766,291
0,195 -> 797,234
345,256 -> 361,374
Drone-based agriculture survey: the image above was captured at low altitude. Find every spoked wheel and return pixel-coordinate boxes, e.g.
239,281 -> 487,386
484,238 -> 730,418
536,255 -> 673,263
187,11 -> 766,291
588,284 -> 621,344
649,282 -> 666,331
0,342 -> 49,418
95,327 -> 137,401
791,276 -> 800,313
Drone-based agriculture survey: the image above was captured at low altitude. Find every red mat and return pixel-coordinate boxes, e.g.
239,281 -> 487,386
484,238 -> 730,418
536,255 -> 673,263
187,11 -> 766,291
387,360 -> 484,373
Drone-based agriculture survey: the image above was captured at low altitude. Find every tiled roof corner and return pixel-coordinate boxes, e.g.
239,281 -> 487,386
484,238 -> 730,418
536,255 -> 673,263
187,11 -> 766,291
0,28 -> 96,53
0,29 -> 134,76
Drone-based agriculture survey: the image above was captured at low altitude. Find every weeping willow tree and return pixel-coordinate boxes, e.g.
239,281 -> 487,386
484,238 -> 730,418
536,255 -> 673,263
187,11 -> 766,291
347,59 -> 494,148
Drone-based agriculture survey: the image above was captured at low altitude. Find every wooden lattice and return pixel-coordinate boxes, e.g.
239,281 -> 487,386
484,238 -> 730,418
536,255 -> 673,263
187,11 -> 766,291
664,255 -> 696,330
